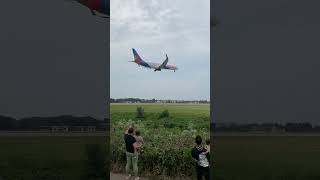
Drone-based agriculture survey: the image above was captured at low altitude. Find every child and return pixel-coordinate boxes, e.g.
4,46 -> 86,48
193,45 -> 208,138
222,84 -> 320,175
202,139 -> 210,164
133,130 -> 144,154
205,139 -> 210,153
191,135 -> 209,180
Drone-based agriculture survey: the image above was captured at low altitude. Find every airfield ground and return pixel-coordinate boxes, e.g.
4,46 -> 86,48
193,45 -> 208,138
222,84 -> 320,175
213,135 -> 320,180
0,136 -> 107,179
111,103 -> 210,130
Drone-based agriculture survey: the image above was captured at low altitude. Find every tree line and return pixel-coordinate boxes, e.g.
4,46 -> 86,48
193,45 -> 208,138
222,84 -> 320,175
110,98 -> 210,104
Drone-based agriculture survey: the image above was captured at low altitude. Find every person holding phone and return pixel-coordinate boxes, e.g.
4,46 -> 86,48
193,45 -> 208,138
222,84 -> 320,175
124,124 -> 139,180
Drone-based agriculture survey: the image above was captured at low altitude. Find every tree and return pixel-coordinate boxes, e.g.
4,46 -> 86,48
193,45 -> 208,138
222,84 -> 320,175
159,109 -> 170,119
136,107 -> 144,118
0,115 -> 16,130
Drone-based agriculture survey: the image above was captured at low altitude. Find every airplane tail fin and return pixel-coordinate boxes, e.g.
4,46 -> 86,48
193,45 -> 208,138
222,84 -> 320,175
132,48 -> 143,64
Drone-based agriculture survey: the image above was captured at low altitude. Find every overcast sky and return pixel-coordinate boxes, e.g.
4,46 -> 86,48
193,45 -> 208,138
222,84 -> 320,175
0,0 -> 108,119
214,0 -> 320,124
110,0 -> 210,101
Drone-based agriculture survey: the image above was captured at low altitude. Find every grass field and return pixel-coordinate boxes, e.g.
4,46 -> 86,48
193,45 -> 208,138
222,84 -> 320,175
111,103 -> 209,114
0,136 -> 108,180
111,103 -> 210,130
110,103 -> 210,179
213,136 -> 320,180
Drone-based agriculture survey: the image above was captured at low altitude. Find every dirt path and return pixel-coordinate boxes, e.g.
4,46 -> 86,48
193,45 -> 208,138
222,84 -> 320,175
110,173 -> 148,180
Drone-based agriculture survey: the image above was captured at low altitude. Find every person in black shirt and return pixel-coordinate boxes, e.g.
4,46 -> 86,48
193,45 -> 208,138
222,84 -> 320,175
124,124 -> 139,180
191,135 -> 210,180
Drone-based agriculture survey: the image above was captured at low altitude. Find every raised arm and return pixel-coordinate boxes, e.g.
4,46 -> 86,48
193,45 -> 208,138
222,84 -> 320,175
125,123 -> 135,134
125,125 -> 131,134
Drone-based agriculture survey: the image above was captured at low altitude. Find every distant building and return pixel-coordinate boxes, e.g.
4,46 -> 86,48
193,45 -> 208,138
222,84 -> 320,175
39,121 -> 108,132
51,126 -> 68,132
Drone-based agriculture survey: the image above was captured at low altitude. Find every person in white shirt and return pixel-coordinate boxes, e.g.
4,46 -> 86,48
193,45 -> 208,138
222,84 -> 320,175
191,135 -> 210,180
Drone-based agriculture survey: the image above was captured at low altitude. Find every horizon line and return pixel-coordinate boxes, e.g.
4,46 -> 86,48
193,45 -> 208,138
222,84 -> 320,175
110,97 -> 210,101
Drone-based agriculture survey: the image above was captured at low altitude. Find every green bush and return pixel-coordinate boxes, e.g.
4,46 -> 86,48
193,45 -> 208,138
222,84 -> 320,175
163,119 -> 176,128
136,107 -> 144,118
159,109 -> 170,119
110,104 -> 210,178
110,121 -> 209,178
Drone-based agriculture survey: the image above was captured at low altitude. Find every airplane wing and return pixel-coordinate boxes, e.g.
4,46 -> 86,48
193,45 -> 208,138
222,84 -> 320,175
158,54 -> 169,69
147,62 -> 160,69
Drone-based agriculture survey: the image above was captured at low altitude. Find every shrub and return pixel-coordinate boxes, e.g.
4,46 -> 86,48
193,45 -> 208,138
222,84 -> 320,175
110,121 -> 209,178
163,119 -> 176,129
159,109 -> 170,119
136,107 -> 144,118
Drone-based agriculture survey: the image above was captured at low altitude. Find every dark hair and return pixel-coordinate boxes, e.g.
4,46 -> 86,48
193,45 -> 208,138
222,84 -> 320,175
128,127 -> 134,134
135,130 -> 141,136
206,139 -> 210,145
195,135 -> 202,145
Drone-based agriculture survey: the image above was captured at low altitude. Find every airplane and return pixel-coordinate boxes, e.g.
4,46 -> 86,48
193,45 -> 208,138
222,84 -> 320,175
66,0 -> 110,18
130,48 -> 178,72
